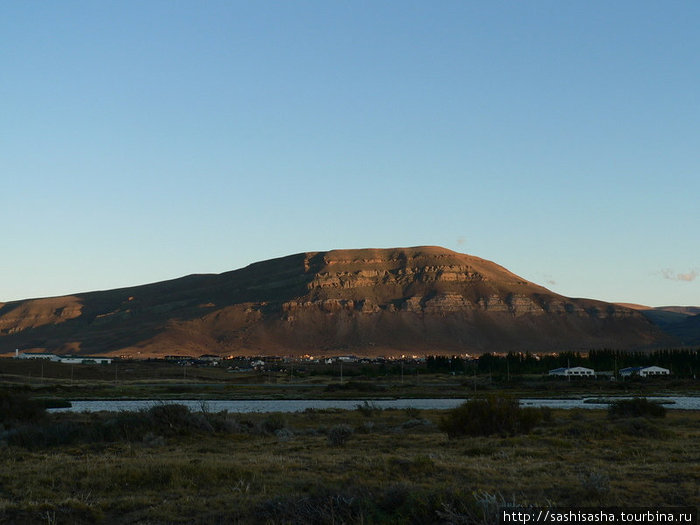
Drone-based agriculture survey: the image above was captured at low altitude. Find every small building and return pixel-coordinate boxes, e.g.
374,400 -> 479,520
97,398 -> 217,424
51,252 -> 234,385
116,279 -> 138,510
15,351 -> 61,361
58,356 -> 113,365
548,366 -> 595,377
619,365 -> 670,378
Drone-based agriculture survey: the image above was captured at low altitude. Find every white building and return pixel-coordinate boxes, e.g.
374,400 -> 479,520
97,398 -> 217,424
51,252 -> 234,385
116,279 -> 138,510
15,351 -> 61,361
619,366 -> 670,378
58,356 -> 113,365
548,366 -> 595,377
14,350 -> 111,364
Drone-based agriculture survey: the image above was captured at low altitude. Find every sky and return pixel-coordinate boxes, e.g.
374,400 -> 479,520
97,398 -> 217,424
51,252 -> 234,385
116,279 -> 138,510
1,1 -> 698,307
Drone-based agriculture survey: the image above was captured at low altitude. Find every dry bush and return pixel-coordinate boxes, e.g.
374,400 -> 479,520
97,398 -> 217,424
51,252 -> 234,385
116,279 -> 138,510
608,398 -> 666,419
356,400 -> 381,417
439,396 -> 542,438
0,391 -> 46,424
327,424 -> 353,446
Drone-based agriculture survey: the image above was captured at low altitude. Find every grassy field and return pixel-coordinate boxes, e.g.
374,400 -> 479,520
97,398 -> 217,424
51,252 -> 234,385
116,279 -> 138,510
0,401 -> 698,524
1,358 -> 696,401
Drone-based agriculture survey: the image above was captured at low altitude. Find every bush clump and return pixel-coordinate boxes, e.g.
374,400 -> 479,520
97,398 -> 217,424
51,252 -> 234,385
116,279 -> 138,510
327,424 -> 353,446
260,414 -> 287,435
439,396 -> 542,438
0,392 -> 46,424
613,418 -> 670,439
404,407 -> 421,419
2,403 -> 230,449
356,400 -> 381,417
608,398 -> 666,419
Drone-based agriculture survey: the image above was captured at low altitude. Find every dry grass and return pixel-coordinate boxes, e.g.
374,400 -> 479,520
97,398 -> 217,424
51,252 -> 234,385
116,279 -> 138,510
0,408 -> 698,524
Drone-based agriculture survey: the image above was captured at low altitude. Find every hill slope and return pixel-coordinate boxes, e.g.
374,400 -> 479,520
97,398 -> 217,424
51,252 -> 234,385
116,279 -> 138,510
0,247 -> 673,357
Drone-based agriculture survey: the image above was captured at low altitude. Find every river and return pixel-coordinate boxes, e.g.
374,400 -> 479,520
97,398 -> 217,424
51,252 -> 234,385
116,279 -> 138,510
49,396 -> 700,413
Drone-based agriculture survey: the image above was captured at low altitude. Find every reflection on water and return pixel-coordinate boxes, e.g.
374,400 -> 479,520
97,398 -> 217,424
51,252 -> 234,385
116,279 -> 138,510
50,396 -> 700,413
519,397 -> 699,410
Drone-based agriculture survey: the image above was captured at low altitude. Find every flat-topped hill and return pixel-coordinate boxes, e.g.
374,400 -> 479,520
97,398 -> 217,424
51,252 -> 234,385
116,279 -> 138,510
0,247 -> 674,357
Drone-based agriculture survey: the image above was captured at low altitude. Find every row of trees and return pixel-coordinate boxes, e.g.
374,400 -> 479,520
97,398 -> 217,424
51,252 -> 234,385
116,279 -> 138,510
425,349 -> 699,377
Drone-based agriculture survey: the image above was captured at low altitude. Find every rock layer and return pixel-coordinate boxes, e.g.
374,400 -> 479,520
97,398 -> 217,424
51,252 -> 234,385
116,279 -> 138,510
0,247 -> 672,356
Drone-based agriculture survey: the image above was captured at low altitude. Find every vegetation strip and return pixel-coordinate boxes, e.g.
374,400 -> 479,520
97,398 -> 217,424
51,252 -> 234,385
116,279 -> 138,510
0,391 -> 697,524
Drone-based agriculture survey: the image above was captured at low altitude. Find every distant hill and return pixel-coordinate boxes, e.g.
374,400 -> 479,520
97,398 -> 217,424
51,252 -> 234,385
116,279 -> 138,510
625,306 -> 700,346
0,246 -> 675,357
641,310 -> 692,327
618,304 -> 700,345
655,306 -> 700,316
667,314 -> 700,345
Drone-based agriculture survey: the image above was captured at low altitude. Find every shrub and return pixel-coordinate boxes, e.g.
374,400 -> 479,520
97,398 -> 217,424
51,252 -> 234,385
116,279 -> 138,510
613,417 -> 670,439
608,398 -> 666,419
356,400 -> 381,417
3,403 -> 231,449
0,392 -> 46,424
260,414 -> 287,434
437,490 -> 533,525
142,403 -> 215,435
146,404 -> 190,431
579,470 -> 610,501
539,406 -> 554,423
439,396 -> 542,438
387,454 -> 435,476
355,421 -> 375,434
2,421 -> 72,448
211,415 -> 246,434
142,432 -> 166,448
327,424 -> 353,446
401,418 -> 432,430
256,487 -> 365,524
404,407 -> 421,419
274,428 -> 294,442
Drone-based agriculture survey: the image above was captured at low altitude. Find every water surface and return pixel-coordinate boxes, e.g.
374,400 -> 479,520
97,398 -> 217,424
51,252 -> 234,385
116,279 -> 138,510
50,396 -> 700,413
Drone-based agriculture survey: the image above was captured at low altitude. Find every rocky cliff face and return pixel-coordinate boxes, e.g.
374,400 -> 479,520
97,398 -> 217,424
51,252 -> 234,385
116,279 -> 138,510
0,247 -> 672,357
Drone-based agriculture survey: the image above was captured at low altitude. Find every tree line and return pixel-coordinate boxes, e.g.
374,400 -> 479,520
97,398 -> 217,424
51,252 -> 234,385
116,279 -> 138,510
425,349 -> 699,377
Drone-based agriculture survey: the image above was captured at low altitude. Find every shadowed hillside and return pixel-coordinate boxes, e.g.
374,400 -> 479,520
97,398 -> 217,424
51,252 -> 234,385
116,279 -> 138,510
618,304 -> 700,346
0,247 -> 674,357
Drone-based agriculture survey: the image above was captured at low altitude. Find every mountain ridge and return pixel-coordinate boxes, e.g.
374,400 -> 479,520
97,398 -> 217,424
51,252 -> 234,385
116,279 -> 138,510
616,304 -> 700,346
0,246 -> 677,357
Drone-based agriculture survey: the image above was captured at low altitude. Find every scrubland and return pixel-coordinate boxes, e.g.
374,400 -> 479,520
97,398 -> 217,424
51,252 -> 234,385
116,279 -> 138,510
0,394 -> 698,524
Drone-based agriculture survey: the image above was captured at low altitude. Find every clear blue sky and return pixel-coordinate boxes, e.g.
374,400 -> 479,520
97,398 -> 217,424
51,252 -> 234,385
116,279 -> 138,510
2,1 -> 698,306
